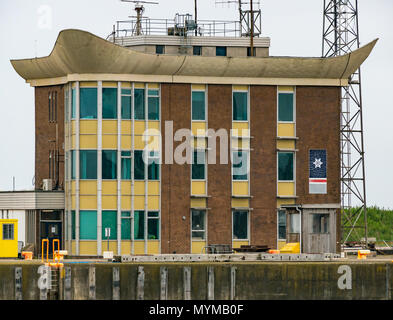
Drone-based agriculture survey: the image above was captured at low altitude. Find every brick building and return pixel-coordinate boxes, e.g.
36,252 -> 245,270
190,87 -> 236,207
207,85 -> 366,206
10,26 -> 376,256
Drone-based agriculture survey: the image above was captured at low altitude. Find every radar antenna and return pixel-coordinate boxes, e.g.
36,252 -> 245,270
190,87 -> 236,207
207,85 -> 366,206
121,0 -> 158,35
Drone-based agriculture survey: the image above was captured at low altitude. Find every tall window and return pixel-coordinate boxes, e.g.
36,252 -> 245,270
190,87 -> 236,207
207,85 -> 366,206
80,88 -> 97,119
192,91 -> 205,121
71,88 -> 76,119
148,212 -> 160,240
278,152 -> 294,181
134,89 -> 145,120
48,91 -> 57,123
71,150 -> 76,180
148,89 -> 159,120
2,224 -> 14,240
192,150 -> 205,180
289,214 -> 300,233
134,150 -> 145,180
191,210 -> 206,240
71,211 -> 76,240
102,150 -> 117,179
102,211 -> 117,240
278,92 -> 294,122
278,210 -> 286,240
233,211 -> 248,240
232,151 -> 248,180
79,211 -> 97,240
193,46 -> 202,56
233,91 -> 248,121
121,89 -> 132,119
156,45 -> 165,54
134,211 -> 144,240
121,151 -> 131,180
216,46 -> 227,56
102,88 -> 117,119
148,151 -> 160,180
121,212 -> 131,240
80,150 -> 97,179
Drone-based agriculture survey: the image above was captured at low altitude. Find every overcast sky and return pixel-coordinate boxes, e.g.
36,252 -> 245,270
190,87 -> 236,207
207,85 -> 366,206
0,0 -> 392,209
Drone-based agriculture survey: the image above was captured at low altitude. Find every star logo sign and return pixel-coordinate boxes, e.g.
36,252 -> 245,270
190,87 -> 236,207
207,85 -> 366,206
313,158 -> 323,169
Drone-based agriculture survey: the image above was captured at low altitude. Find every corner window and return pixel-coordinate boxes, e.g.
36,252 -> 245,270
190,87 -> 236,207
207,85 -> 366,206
232,151 -> 248,181
233,211 -> 248,240
191,210 -> 206,240
278,92 -> 294,122
134,89 -> 145,120
278,152 -> 294,181
312,214 -> 329,234
121,89 -> 132,119
80,88 -> 97,119
192,91 -> 205,121
80,150 -> 97,179
102,88 -> 117,119
102,150 -> 117,180
148,212 -> 160,240
233,91 -> 248,121
2,224 -> 14,240
156,45 -> 165,54
121,151 -> 131,180
134,211 -> 145,240
193,46 -> 202,56
192,150 -> 205,180
148,89 -> 159,120
216,46 -> 227,56
134,150 -> 145,180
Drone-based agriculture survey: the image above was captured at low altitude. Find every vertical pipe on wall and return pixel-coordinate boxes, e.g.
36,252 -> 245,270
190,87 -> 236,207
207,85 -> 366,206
75,81 -> 80,256
97,81 -> 103,256
117,82 -> 122,255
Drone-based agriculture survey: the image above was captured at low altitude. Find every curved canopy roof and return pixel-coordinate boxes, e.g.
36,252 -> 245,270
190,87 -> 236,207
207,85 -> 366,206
10,29 -> 377,86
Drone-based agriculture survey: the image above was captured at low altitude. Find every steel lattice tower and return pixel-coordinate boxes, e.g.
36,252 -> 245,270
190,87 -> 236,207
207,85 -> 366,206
322,0 -> 368,245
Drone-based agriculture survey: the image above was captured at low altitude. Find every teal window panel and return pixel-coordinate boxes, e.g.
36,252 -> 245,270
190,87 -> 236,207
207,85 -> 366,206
71,150 -> 76,180
232,151 -> 248,181
80,88 -> 97,119
134,211 -> 145,240
102,211 -> 117,240
71,210 -> 75,240
278,152 -> 294,181
192,150 -> 205,180
102,150 -> 117,180
278,93 -> 294,122
233,211 -> 248,240
121,157 -> 131,180
192,91 -> 205,121
148,96 -> 159,120
148,152 -> 159,180
134,150 -> 145,180
121,212 -> 131,240
148,211 -> 159,240
216,46 -> 227,56
71,88 -> 76,119
80,150 -> 97,179
80,211 -> 97,240
121,95 -> 132,119
233,92 -> 248,121
134,89 -> 145,120
102,88 -> 118,119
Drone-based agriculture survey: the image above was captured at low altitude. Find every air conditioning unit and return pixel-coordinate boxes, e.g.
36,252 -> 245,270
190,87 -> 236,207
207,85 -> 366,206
42,179 -> 53,191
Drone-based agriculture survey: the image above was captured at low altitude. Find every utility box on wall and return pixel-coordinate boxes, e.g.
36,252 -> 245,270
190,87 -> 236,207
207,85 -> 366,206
0,219 -> 18,258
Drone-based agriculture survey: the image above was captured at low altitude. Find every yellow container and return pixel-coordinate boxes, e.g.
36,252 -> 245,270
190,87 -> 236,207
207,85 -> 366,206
0,219 -> 18,258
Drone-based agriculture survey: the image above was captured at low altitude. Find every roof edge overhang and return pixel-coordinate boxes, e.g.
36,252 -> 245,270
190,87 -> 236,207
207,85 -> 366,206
10,29 -> 378,87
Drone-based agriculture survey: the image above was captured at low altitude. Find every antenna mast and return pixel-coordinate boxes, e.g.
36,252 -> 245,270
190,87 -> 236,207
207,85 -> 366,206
121,0 -> 158,35
322,0 -> 368,247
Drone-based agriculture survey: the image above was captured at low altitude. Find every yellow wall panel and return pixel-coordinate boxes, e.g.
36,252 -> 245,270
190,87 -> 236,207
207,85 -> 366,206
71,195 -> 76,210
70,241 -> 76,255
134,135 -> 145,149
191,181 -> 206,195
121,181 -> 132,195
80,120 -> 97,134
148,181 -> 159,195
102,81 -> 118,87
134,196 -> 145,210
72,135 -> 76,149
121,120 -> 132,134
80,196 -> 97,210
121,135 -> 132,150
277,140 -> 296,150
232,138 -> 250,149
147,241 -> 160,254
233,85 -> 248,91
232,123 -> 249,137
232,240 -> 249,249
278,86 -> 294,92
121,82 -> 131,88
102,120 -> 118,134
191,198 -> 206,208
192,84 -> 206,90
148,196 -> 160,210
135,121 -> 146,135
134,241 -> 145,254
232,181 -> 249,196
72,181 -> 76,194
144,134 -> 160,151
231,198 -> 249,208
80,81 -> 97,87
192,122 -> 206,136
134,181 -> 145,195
102,135 -> 117,149
80,135 -> 97,149
276,198 -> 296,208
192,241 -> 206,254
102,181 -> 117,195
148,121 -> 160,131
102,195 -> 117,209
79,241 -> 97,255
192,137 -> 207,149
277,123 -> 295,137
71,121 -> 76,135
121,196 -> 131,210
148,83 -> 159,89
121,241 -> 131,255
101,241 -> 118,255
134,83 -> 145,89
277,182 -> 295,197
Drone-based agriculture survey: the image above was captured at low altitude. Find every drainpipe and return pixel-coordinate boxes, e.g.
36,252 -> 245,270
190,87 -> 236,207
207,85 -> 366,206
294,205 -> 302,254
